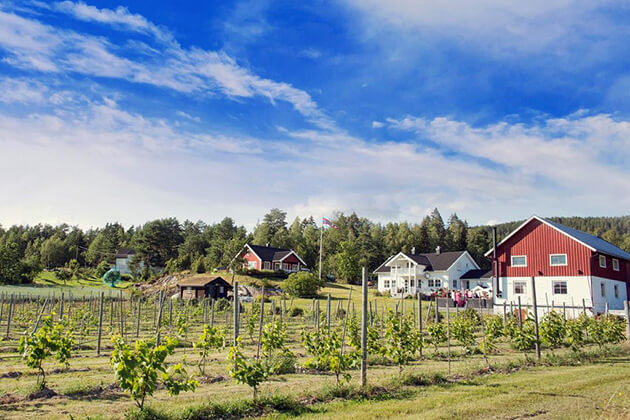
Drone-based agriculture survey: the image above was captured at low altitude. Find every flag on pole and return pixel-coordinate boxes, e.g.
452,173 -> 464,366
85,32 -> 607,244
322,217 -> 339,230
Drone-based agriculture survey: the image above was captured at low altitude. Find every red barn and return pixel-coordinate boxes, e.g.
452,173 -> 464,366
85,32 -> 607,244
235,244 -> 307,273
485,216 -> 630,315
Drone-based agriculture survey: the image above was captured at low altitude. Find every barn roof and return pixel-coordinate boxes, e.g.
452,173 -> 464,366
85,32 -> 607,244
178,276 -> 232,288
485,216 -> 630,261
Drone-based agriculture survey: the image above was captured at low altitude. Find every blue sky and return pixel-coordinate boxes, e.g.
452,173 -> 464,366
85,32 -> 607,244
0,0 -> 629,229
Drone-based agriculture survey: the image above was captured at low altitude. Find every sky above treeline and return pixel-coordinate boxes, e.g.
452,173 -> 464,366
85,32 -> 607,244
1,1 -> 629,230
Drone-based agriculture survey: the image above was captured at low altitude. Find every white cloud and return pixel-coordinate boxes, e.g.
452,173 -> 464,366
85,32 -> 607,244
175,111 -> 200,122
0,77 -> 47,104
0,93 -> 628,228
371,120 -> 384,128
54,1 -> 174,43
300,48 -> 323,59
342,0 -> 625,56
0,9 -> 333,130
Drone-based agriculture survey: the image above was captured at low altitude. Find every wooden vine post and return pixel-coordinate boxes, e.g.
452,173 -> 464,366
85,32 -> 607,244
360,267 -> 368,387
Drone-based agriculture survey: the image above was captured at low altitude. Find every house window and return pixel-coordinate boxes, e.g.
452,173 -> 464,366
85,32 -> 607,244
599,255 -> 606,268
513,281 -> 526,295
274,262 -> 280,270
247,260 -> 257,269
511,255 -> 527,267
282,263 -> 290,271
384,279 -> 390,288
614,284 -> 619,299
552,281 -> 567,295
600,282 -> 605,297
613,259 -> 619,272
550,254 -> 567,266
428,279 -> 440,288
452,279 -> 458,289
264,261 -> 271,270
219,286 -> 224,293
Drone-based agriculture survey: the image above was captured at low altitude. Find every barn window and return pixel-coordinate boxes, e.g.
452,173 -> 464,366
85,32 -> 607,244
613,259 -> 619,272
219,286 -> 224,293
599,255 -> 607,268
513,281 -> 526,295
511,255 -> 527,267
552,281 -> 567,295
600,282 -> 606,297
549,254 -> 567,266
614,284 -> 619,299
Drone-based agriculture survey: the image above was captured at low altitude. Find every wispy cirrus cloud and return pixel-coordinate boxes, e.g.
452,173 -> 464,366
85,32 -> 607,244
0,5 -> 334,130
53,1 -> 174,43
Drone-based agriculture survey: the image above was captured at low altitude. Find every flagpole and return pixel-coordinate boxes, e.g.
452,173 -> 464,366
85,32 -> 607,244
319,223 -> 324,283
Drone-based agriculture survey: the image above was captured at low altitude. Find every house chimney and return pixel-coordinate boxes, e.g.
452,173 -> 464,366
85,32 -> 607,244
435,245 -> 441,255
411,246 -> 416,255
266,242 -> 270,247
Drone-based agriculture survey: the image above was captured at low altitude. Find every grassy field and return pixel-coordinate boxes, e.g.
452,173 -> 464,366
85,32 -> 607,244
0,270 -> 134,299
0,279 -> 628,419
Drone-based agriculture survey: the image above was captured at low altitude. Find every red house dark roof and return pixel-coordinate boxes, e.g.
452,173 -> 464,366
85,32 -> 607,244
245,244 -> 307,266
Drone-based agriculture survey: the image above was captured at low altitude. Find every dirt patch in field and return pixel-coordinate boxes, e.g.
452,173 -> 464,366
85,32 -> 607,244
507,409 -> 548,419
65,383 -> 123,400
27,387 -> 57,400
0,371 -> 22,379
198,375 -> 228,384
0,393 -> 21,405
49,366 -> 90,374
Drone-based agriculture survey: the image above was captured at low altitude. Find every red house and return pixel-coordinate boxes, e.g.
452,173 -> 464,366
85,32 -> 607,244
486,216 -> 630,315
235,244 -> 307,273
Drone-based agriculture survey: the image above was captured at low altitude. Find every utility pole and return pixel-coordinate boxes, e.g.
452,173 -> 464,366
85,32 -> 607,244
318,224 -> 324,282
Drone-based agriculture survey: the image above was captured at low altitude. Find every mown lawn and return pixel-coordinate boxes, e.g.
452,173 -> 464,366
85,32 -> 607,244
286,361 -> 630,419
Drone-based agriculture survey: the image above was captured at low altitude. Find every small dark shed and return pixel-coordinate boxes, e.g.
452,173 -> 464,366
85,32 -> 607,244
178,276 -> 232,300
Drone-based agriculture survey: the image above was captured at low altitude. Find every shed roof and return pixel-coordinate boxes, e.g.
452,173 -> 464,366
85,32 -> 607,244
178,276 -> 232,288
115,248 -> 136,258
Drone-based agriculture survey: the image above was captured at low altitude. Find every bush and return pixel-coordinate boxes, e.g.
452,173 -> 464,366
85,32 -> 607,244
191,257 -> 206,274
289,307 -> 304,317
121,274 -> 133,282
282,272 -> 322,297
96,261 -> 111,278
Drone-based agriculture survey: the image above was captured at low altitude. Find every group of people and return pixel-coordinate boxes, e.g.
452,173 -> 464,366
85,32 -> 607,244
449,289 -> 481,307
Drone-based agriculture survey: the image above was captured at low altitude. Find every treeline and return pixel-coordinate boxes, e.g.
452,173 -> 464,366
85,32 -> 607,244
1,209 -> 629,285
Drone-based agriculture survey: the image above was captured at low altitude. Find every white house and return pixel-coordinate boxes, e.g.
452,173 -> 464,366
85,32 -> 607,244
113,248 -> 136,275
374,247 -> 485,297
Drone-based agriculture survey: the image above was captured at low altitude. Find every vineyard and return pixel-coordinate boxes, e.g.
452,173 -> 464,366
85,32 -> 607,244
0,281 -> 629,419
